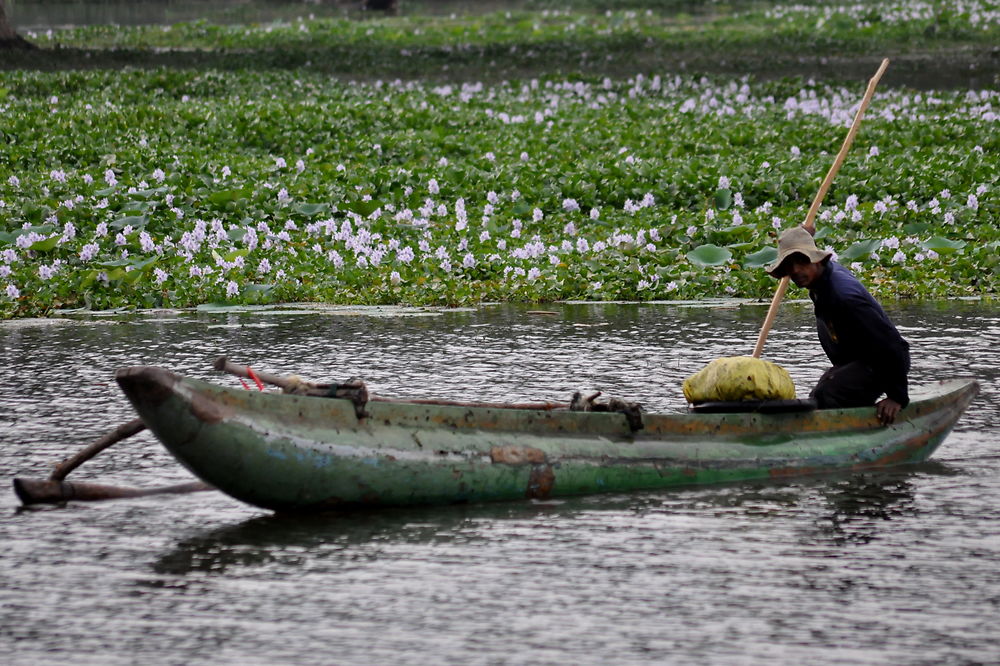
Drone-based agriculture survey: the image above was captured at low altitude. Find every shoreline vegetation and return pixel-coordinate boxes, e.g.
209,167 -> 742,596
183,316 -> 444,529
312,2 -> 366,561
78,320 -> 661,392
1,2 -> 997,318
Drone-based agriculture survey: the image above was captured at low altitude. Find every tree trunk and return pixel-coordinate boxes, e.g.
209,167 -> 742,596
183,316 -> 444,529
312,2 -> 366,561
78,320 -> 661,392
0,0 -> 34,49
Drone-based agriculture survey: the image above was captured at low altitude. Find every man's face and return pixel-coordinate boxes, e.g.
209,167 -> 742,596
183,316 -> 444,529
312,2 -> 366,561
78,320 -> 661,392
784,255 -> 824,289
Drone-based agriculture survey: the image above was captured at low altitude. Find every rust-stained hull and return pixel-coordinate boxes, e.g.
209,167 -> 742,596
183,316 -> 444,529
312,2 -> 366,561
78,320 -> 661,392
114,367 -> 979,512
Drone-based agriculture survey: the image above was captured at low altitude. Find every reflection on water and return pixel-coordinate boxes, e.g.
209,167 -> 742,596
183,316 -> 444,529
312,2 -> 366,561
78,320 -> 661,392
812,466 -> 956,546
14,0 -> 348,29
150,501 -> 545,576
150,467 -> 949,578
1,301 -> 999,665
12,0 -> 737,29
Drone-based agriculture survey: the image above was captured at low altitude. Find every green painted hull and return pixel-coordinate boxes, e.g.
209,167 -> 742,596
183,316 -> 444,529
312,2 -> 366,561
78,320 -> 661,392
115,366 -> 979,512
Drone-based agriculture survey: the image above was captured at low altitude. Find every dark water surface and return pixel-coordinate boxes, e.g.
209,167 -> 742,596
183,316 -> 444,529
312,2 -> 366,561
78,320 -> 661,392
11,0 -> 726,29
1,301 -> 998,665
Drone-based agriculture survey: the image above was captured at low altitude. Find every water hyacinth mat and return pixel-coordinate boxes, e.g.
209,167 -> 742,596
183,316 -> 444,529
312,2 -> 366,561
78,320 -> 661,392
0,65 -> 996,317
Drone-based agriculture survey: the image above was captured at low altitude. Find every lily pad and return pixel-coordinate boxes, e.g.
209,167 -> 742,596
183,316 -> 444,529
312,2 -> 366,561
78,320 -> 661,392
28,234 -> 61,252
714,188 -> 732,210
840,239 -> 882,261
709,225 -> 754,243
922,236 -> 966,254
687,244 -> 732,267
743,246 -> 778,268
295,203 -> 330,217
209,189 -> 250,204
903,222 -> 931,235
111,215 -> 148,230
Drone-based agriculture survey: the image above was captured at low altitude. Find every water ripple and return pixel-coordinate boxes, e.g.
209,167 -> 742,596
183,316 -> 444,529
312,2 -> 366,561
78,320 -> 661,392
1,301 -> 998,665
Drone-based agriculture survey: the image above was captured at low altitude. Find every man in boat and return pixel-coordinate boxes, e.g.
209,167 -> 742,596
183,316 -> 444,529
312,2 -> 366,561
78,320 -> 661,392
768,226 -> 910,425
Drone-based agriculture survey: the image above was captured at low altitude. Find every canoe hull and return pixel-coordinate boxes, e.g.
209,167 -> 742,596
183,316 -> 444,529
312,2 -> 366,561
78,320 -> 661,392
115,367 -> 979,512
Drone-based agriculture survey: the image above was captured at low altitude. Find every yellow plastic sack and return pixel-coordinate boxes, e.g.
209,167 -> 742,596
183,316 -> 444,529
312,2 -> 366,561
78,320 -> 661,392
682,356 -> 796,403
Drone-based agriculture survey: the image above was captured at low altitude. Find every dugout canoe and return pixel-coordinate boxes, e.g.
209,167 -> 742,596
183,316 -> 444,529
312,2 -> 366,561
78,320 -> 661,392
114,366 -> 979,512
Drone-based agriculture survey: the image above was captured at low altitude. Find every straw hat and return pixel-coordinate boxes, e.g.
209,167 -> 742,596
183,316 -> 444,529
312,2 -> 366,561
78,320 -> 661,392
767,226 -> 833,277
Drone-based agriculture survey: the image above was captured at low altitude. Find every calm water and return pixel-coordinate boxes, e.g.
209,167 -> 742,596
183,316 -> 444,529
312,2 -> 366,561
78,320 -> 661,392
10,0 -> 731,29
1,301 -> 998,665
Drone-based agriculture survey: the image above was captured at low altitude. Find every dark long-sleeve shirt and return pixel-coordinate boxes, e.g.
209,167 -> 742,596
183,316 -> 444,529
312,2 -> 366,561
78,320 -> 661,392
809,261 -> 911,407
